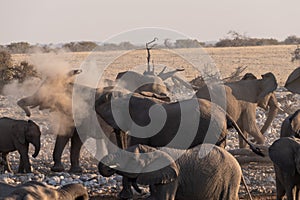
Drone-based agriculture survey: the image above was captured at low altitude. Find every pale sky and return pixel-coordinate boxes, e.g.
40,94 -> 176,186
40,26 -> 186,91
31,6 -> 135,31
1,0 -> 300,44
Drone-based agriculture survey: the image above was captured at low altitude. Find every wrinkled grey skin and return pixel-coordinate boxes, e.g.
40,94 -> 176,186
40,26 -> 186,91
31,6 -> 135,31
99,144 -> 242,200
269,137 -> 300,200
281,110 -> 300,138
196,72 -> 278,148
0,181 -> 88,200
0,117 -> 41,173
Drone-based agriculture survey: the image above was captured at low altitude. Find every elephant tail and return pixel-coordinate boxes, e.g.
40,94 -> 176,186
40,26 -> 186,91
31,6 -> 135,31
226,114 -> 265,157
241,174 -> 253,200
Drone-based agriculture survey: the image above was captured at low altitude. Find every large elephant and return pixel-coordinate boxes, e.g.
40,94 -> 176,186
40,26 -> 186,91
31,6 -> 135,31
0,117 -> 41,173
99,143 -> 243,200
196,72 -> 278,147
95,91 -> 263,199
17,69 -> 116,173
0,181 -> 88,199
269,137 -> 300,200
95,92 -> 262,153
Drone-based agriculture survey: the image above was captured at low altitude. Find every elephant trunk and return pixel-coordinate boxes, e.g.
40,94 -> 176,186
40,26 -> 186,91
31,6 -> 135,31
59,183 -> 88,200
260,95 -> 279,134
17,98 -> 32,117
98,160 -> 116,177
32,139 -> 40,158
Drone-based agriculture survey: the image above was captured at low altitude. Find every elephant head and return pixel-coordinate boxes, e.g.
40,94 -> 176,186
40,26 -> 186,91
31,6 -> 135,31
98,144 -> 179,185
229,72 -> 277,104
17,69 -> 82,117
14,120 -> 41,158
0,181 -> 88,200
241,73 -> 279,134
281,109 -> 300,138
285,67 -> 300,94
269,137 -> 300,176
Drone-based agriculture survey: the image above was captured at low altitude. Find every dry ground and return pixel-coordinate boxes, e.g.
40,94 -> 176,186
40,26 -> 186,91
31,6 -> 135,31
8,45 -> 300,199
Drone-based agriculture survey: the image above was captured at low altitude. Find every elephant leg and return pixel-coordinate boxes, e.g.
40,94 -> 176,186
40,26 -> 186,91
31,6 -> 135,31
237,121 -> 248,148
51,135 -> 70,172
2,153 -> 12,173
242,113 -> 264,145
69,129 -> 83,173
151,182 -> 177,200
17,146 -> 31,173
119,177 -> 133,199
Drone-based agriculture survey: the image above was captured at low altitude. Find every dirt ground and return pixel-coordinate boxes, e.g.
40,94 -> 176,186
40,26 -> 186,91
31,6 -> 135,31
9,45 -> 300,199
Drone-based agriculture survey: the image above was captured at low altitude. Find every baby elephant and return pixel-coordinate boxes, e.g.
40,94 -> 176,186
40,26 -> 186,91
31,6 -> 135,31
0,117 -> 41,173
99,143 -> 242,200
0,181 -> 88,199
269,137 -> 300,200
281,109 -> 300,138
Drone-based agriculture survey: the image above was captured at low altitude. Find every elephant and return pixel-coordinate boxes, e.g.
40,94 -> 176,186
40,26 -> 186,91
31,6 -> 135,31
0,181 -> 88,200
285,67 -> 300,94
280,110 -> 300,138
116,70 -> 169,96
98,143 -> 243,200
95,91 -> 263,199
196,72 -> 278,147
95,92 -> 263,153
0,117 -> 41,173
269,137 -> 300,200
17,69 -> 116,173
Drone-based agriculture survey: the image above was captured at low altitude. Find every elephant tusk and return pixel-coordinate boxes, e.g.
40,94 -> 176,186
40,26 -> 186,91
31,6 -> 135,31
109,164 -> 119,169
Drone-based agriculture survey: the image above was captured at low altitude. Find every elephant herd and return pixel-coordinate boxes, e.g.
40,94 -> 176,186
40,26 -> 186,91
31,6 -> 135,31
0,66 -> 300,199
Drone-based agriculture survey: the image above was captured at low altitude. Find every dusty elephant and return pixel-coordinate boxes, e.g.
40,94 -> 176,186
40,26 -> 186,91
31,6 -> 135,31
196,72 -> 278,147
99,143 -> 243,200
0,117 -> 41,173
269,137 -> 300,200
17,69 -> 115,173
116,70 -> 169,96
0,181 -> 88,200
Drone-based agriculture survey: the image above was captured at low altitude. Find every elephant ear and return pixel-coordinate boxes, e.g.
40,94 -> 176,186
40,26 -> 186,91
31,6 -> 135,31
291,110 -> 300,134
269,138 -> 297,175
285,67 -> 300,94
13,122 -> 27,144
135,148 -> 179,185
258,72 -> 277,102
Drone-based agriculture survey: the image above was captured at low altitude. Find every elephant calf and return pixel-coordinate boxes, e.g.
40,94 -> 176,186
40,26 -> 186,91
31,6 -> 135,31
280,109 -> 300,138
99,143 -> 242,200
0,181 -> 88,200
269,137 -> 300,200
0,117 -> 41,173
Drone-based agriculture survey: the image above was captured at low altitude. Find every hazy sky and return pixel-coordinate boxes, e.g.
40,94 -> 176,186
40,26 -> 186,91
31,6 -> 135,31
1,0 -> 300,44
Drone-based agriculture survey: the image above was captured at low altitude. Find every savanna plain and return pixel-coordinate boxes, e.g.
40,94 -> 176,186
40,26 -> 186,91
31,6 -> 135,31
4,45 -> 300,199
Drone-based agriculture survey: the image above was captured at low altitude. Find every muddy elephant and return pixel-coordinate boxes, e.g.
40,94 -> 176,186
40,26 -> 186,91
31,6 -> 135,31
99,143 -> 243,200
196,72 -> 278,147
0,181 -> 88,199
269,137 -> 300,200
17,69 -> 116,173
0,117 -> 41,173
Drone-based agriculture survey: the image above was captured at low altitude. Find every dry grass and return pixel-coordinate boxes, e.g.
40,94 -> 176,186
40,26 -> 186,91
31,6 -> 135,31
11,45 -> 300,86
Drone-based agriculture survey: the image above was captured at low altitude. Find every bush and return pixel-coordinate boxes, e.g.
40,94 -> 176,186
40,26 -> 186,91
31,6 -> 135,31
0,51 -> 12,70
